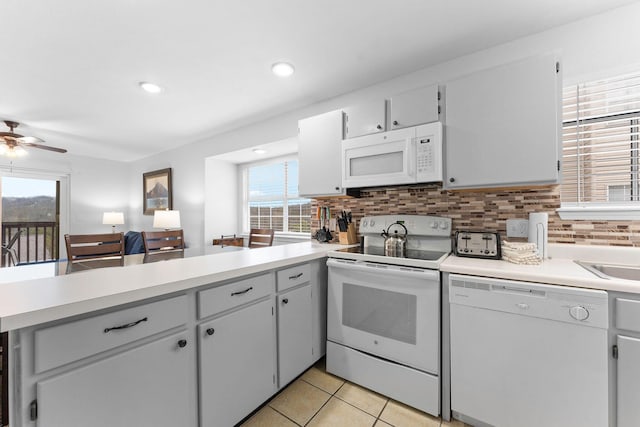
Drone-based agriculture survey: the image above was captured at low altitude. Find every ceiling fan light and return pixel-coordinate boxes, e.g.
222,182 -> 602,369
6,146 -> 27,158
139,82 -> 164,94
0,145 -> 7,155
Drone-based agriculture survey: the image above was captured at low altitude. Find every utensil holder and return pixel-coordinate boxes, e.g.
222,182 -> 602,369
339,223 -> 358,245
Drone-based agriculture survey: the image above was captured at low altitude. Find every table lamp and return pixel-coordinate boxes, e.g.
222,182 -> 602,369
103,212 -> 124,233
153,210 -> 181,231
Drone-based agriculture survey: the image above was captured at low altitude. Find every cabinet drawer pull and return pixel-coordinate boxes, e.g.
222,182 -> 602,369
289,272 -> 303,280
282,298 -> 289,304
103,317 -> 148,333
178,339 -> 187,348
206,328 -> 215,336
231,286 -> 253,296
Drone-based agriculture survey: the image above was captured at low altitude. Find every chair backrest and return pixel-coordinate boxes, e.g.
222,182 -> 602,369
141,230 -> 185,254
65,233 -> 125,262
248,228 -> 274,248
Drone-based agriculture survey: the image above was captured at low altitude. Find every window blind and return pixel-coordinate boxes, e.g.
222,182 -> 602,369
562,72 -> 640,205
246,159 -> 311,233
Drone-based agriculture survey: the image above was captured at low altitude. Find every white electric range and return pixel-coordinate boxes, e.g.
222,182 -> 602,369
326,214 -> 452,417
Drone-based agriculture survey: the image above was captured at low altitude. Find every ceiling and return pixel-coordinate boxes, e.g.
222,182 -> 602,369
0,0 -> 637,162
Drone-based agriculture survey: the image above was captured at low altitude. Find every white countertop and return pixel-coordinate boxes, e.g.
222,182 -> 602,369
0,241 -> 342,332
440,243 -> 640,294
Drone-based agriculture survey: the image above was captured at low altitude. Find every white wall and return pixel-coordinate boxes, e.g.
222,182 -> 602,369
204,158 -> 238,242
127,2 -> 640,247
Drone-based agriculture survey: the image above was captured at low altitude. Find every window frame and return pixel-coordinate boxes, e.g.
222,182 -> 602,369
239,155 -> 312,237
558,73 -> 640,220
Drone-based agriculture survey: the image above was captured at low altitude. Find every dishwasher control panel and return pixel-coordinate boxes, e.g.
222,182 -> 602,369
454,231 -> 501,259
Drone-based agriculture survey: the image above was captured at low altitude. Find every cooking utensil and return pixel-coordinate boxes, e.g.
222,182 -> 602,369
381,221 -> 408,257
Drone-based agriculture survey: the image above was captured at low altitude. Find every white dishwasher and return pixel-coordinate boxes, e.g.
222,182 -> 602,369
449,274 -> 609,427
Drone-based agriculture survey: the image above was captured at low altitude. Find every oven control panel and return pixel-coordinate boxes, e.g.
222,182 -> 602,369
454,231 -> 501,259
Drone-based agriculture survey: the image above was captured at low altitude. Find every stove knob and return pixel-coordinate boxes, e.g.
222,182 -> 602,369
569,305 -> 589,321
369,220 -> 375,227
362,220 -> 368,227
439,221 -> 449,229
430,221 -> 438,229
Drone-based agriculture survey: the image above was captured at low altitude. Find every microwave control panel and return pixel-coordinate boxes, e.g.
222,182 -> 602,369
415,121 -> 443,182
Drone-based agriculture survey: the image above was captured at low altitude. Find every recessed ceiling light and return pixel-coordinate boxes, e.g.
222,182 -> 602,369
271,62 -> 295,77
139,81 -> 163,94
253,148 -> 267,155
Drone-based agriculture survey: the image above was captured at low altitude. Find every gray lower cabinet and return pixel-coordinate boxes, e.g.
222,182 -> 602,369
199,298 -> 276,427
36,331 -> 193,427
277,283 -> 312,387
617,335 -> 640,427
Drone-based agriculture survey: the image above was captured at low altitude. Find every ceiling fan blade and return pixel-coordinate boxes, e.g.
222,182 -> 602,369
20,142 -> 67,153
0,131 -> 21,139
16,136 -> 45,144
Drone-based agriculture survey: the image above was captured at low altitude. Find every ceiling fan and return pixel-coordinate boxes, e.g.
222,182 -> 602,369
0,120 -> 67,157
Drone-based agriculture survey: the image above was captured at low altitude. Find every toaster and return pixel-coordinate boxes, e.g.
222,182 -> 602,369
454,231 -> 501,259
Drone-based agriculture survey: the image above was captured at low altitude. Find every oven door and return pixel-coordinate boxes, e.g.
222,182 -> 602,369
342,127 -> 416,188
327,258 -> 440,374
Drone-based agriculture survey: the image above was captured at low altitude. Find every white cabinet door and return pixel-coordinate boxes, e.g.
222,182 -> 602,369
36,331 -> 195,427
199,298 -> 276,427
344,99 -> 386,139
277,284 -> 312,387
617,335 -> 640,427
445,53 -> 561,189
298,110 -> 345,197
390,85 -> 439,130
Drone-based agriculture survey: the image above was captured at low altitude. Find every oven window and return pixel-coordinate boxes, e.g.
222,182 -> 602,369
350,151 -> 404,176
342,283 -> 417,344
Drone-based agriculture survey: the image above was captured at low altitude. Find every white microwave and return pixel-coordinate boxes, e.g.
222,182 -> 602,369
341,122 -> 442,188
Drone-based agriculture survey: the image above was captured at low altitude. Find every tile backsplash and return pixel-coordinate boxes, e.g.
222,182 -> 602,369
311,184 -> 640,247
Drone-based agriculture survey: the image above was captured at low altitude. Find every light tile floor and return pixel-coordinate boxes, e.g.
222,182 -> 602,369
239,358 -> 469,427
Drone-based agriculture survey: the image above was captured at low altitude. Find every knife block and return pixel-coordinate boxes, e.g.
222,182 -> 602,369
339,223 -> 358,245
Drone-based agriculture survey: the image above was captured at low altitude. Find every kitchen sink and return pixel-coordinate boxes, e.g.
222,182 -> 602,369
576,260 -> 640,281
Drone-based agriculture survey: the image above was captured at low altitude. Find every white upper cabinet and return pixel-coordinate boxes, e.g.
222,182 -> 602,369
343,99 -> 386,139
298,110 -> 347,197
444,53 -> 562,189
390,84 -> 440,130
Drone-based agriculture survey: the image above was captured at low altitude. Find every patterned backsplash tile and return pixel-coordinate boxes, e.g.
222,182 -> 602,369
311,184 -> 639,246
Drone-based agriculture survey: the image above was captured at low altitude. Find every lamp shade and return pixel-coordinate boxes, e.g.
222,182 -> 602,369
153,210 -> 181,229
102,212 -> 124,225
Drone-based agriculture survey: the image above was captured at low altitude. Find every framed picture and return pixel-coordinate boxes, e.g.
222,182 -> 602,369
143,168 -> 173,215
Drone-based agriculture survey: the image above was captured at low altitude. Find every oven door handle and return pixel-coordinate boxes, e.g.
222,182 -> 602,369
327,258 -> 440,281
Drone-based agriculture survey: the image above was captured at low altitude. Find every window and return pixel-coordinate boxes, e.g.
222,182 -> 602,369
243,158 -> 311,234
560,71 -> 640,219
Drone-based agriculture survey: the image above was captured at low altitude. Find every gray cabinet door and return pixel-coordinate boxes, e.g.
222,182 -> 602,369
390,85 -> 439,130
199,298 -> 276,427
298,110 -> 344,197
618,335 -> 640,427
277,284 -> 313,387
36,331 -> 195,427
445,53 -> 561,189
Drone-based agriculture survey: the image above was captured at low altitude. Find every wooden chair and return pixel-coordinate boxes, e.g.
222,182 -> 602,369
248,228 -> 274,248
64,233 -> 125,262
141,230 -> 185,254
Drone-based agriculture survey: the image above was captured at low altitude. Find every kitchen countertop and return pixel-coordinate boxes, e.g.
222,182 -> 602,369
0,241 -> 344,332
440,243 -> 640,294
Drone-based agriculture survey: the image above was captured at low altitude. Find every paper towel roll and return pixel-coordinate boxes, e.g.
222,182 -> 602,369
528,212 -> 548,259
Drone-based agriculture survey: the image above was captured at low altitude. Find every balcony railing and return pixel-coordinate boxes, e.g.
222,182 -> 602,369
1,222 -> 59,267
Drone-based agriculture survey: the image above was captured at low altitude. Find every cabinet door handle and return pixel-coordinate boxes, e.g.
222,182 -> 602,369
289,272 -> 303,280
449,177 -> 455,183
103,317 -> 148,333
393,120 -> 398,126
282,298 -> 289,304
231,286 -> 253,296
376,124 -> 383,130
178,339 -> 187,348
206,328 -> 215,336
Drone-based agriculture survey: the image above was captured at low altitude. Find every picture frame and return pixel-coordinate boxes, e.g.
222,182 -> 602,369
143,168 -> 173,215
